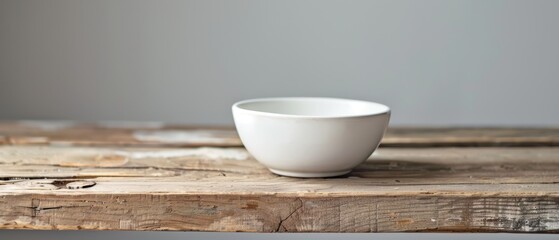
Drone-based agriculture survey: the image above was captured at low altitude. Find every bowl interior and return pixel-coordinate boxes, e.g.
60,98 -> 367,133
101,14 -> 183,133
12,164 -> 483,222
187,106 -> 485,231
235,98 -> 389,118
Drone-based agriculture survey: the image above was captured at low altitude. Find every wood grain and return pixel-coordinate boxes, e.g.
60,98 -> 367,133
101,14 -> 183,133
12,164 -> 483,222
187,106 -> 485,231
0,121 -> 241,147
0,144 -> 558,232
0,194 -> 557,232
1,121 -> 558,147
383,127 -> 559,147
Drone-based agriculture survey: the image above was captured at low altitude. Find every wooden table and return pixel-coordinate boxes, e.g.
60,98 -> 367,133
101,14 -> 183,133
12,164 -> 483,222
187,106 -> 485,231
0,121 -> 558,233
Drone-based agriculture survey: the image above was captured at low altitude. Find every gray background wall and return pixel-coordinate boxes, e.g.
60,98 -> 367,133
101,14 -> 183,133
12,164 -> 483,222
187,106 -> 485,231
1,0 -> 559,126
1,0 -> 558,239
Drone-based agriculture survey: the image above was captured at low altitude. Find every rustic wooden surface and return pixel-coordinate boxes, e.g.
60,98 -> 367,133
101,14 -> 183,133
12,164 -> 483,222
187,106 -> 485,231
0,121 -> 558,233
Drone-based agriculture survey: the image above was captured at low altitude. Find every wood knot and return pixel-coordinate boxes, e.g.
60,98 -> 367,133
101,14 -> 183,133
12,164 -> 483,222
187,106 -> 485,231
66,181 -> 96,189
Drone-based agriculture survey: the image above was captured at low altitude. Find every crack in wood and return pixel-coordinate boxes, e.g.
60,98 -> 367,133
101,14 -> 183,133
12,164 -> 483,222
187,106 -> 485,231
275,198 -> 303,232
375,202 -> 379,232
0,163 -> 258,176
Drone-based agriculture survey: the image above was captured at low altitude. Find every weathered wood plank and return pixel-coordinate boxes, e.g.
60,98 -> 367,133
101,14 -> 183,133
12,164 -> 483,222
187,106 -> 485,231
0,145 -> 558,232
0,121 -> 241,147
0,194 -> 557,232
1,146 -> 558,185
383,127 -> 559,147
1,146 -> 559,185
1,121 -> 559,147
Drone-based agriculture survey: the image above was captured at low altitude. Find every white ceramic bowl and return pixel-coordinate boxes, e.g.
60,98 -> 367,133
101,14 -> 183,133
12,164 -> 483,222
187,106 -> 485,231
232,97 -> 390,178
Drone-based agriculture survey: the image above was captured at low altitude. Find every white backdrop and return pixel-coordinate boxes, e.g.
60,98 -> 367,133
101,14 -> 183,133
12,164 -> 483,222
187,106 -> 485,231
1,0 -> 558,126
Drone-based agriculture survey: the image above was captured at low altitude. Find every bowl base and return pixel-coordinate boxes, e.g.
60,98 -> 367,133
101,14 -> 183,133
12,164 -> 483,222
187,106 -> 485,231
269,168 -> 351,178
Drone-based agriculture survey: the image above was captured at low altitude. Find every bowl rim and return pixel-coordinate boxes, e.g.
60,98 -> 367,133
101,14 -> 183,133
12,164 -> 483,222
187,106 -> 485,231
232,97 -> 391,119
